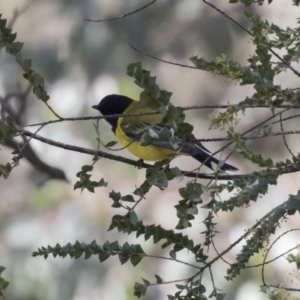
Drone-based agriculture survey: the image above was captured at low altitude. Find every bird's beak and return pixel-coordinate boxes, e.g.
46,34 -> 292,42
91,105 -> 98,110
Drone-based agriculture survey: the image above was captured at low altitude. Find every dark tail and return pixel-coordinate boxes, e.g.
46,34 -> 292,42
192,151 -> 238,172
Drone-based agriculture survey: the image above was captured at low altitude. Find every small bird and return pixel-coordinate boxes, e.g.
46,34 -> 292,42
92,94 -> 238,171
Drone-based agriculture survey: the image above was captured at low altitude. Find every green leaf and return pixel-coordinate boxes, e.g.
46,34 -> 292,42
175,284 -> 185,290
105,140 -> 118,147
155,274 -> 164,284
6,32 -> 16,44
134,282 -> 147,298
98,252 -> 110,262
133,180 -> 151,197
148,128 -> 159,139
142,278 -> 150,287
146,167 -> 168,189
23,58 -> 31,71
11,42 -> 23,54
0,277 -> 9,291
140,91 -> 161,110
127,62 -> 171,112
158,127 -> 172,140
140,131 -> 155,146
169,250 -> 176,259
109,190 -> 122,208
130,254 -> 143,266
129,211 -> 139,225
74,165 -> 107,192
121,195 -> 135,202
81,165 -> 93,172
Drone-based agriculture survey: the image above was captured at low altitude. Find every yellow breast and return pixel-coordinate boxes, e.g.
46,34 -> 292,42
115,102 -> 177,161
115,127 -> 175,161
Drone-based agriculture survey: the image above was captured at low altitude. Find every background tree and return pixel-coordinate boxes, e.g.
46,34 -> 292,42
0,1 -> 300,300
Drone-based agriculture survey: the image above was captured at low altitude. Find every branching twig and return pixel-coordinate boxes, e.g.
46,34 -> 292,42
202,0 -> 300,78
209,105 -> 296,160
261,228 -> 300,287
183,201 -> 293,285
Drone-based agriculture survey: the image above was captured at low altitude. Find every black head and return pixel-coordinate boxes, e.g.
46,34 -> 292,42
92,94 -> 133,132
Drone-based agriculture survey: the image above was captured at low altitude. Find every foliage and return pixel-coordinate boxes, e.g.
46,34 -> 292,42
0,266 -> 9,297
0,14 -> 49,102
1,1 -> 300,300
74,165 -> 107,193
0,116 -> 21,179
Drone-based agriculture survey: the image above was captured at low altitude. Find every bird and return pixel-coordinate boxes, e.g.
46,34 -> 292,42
92,94 -> 238,172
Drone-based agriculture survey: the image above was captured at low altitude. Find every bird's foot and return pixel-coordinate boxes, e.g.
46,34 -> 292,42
136,159 -> 145,169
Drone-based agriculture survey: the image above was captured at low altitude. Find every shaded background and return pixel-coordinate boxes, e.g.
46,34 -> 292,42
0,1 -> 300,299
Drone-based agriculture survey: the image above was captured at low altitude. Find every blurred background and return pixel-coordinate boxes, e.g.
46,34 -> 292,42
0,1 -> 300,299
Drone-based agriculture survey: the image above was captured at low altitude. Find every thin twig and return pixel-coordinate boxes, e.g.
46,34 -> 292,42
23,104 -> 300,128
130,184 -> 152,210
23,112 -> 162,127
85,0 -> 156,22
241,106 -> 295,139
178,206 -> 277,286
129,42 -> 197,69
208,266 -> 218,298
267,112 -> 300,127
7,0 -> 37,28
261,284 -> 300,292
44,102 -> 62,119
145,254 -> 201,269
148,277 -> 191,287
279,113 -> 295,157
246,245 -> 298,269
211,232 -> 231,266
184,104 -> 300,110
261,228 -> 300,286
19,124 -> 45,153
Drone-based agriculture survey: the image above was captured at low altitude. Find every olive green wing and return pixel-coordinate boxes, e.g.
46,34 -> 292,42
120,122 -> 174,150
120,122 -> 211,156
121,101 -> 212,155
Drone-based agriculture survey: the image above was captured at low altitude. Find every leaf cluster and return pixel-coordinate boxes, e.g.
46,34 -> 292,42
0,116 -> 22,179
74,165 -> 107,193
0,14 -> 49,102
32,239 -> 147,266
0,266 -> 9,297
226,190 -> 300,280
127,62 -> 172,112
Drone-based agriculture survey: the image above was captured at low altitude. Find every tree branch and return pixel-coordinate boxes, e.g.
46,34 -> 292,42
19,129 -> 300,180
